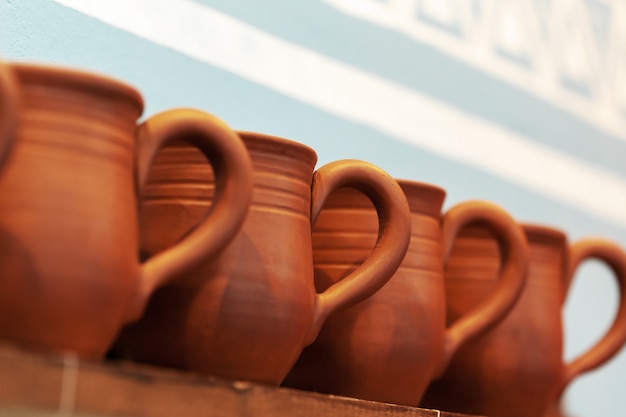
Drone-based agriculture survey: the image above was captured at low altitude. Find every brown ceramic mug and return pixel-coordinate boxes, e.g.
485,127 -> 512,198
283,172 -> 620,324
282,180 -> 529,405
112,132 -> 412,385
546,234 -> 626,417
420,224 -> 626,417
0,62 -> 253,358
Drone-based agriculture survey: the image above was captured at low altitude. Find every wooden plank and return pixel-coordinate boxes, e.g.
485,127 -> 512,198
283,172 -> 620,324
0,344 -> 480,417
0,344 -> 64,410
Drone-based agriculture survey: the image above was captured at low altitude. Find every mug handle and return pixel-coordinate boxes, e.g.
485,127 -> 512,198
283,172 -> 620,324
125,108 -> 253,322
305,159 -> 412,344
434,201 -> 529,377
556,239 -> 626,396
0,59 -> 18,168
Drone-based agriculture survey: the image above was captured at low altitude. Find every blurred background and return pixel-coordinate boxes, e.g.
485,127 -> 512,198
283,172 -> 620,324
1,0 -> 625,415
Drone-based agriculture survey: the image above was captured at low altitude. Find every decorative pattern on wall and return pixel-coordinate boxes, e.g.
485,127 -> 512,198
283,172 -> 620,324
324,0 -> 626,138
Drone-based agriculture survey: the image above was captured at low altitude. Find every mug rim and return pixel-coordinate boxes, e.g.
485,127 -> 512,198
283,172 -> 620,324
395,178 -> 447,218
521,222 -> 568,245
237,130 -> 318,169
12,62 -> 144,115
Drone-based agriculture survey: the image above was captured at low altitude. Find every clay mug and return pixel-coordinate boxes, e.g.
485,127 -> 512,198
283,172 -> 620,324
282,180 -> 529,405
544,234 -> 626,417
112,132 -> 412,385
0,62 -> 253,358
420,225 -> 626,417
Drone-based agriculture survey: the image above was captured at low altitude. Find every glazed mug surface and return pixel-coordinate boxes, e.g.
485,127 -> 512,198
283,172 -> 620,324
112,132 -> 412,385
0,62 -> 253,358
420,225 -> 626,417
282,180 -> 529,405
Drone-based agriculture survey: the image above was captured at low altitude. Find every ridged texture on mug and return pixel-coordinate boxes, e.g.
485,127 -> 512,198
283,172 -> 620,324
0,64 -> 143,357
284,181 -> 448,405
421,224 -> 566,417
116,132 -> 322,385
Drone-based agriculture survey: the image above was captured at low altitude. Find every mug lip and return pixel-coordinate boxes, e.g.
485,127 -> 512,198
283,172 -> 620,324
236,130 -> 318,168
12,62 -> 144,115
396,178 -> 447,196
395,178 -> 447,218
521,222 -> 568,245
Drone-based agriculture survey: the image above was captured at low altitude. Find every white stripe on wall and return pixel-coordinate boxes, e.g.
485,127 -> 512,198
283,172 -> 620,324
52,0 -> 626,228
323,0 -> 626,144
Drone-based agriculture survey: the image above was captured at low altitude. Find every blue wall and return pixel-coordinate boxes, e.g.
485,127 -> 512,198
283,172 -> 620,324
2,1 -> 625,415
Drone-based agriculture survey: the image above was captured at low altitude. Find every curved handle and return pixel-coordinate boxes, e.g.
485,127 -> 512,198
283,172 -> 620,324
556,238 -> 626,396
305,160 -> 411,344
0,59 -> 18,169
126,108 -> 253,322
435,201 -> 529,377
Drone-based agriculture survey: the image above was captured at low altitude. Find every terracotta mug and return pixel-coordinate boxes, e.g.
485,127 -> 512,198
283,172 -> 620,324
0,62 -> 253,358
112,132 -> 412,385
282,180 -> 529,405
545,233 -> 626,417
420,224 -> 626,417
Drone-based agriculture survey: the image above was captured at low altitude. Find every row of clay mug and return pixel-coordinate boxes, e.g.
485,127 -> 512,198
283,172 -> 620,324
278,179 -> 626,417
421,224 -> 626,417
2,57 -> 623,416
111,132 -> 414,385
0,59 -> 414,385
282,181 -> 529,404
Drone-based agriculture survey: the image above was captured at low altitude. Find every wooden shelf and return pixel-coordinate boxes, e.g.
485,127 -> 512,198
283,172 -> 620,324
0,343 -> 480,417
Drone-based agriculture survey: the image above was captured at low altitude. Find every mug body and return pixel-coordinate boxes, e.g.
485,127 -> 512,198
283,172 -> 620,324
114,132 -> 319,385
0,64 -> 144,357
421,224 -> 565,417
283,180 -> 447,405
